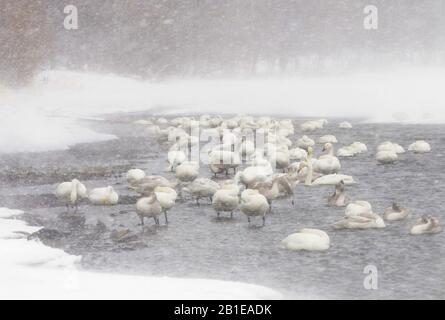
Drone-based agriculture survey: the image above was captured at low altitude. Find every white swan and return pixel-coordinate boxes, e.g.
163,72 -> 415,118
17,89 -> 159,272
410,215 -> 441,235
239,189 -> 269,226
154,186 -> 177,223
130,175 -> 176,196
235,158 -> 273,187
281,228 -> 330,251
56,179 -> 87,212
289,147 -> 307,160
126,169 -> 146,185
345,201 -> 372,217
376,150 -> 398,164
311,174 -> 355,186
318,135 -> 338,144
166,149 -> 186,172
350,142 -> 367,154
384,202 -> 408,221
296,135 -> 315,150
313,143 -> 341,174
333,212 -> 386,229
377,141 -> 405,154
88,186 -> 119,205
212,188 -> 239,219
182,178 -> 220,205
338,121 -> 352,129
408,140 -> 431,153
336,146 -> 355,157
136,195 -> 162,226
175,161 -> 199,183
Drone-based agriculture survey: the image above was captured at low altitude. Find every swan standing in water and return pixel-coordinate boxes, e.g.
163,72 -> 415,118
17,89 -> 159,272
175,161 -> 199,183
182,177 -> 220,205
328,181 -> 349,207
56,179 -> 88,212
136,194 -> 162,226
410,215 -> 441,235
212,188 -> 239,219
408,140 -> 431,153
154,186 -> 177,223
384,202 -> 409,221
281,229 -> 330,251
239,189 -> 269,226
88,186 -> 119,205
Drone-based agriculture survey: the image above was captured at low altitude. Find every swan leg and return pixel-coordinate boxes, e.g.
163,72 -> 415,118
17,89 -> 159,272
196,197 -> 200,206
74,203 -> 78,213
164,211 -> 169,224
230,212 -> 233,219
262,215 -> 266,226
247,217 -> 251,225
217,212 -> 220,219
154,217 -> 160,226
140,216 -> 144,226
66,204 -> 70,213
209,196 -> 213,203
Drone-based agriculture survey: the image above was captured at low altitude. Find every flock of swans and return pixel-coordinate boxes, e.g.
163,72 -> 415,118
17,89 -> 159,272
55,114 -> 440,252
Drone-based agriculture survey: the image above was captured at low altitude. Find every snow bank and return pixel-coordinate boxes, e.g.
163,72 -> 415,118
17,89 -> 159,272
2,67 -> 444,153
0,106 -> 115,153
0,208 -> 282,299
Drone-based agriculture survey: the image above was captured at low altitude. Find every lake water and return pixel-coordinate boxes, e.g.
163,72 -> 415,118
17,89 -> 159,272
1,113 -> 444,299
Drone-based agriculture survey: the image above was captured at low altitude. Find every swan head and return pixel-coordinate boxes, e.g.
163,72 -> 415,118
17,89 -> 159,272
392,202 -> 401,212
322,143 -> 333,152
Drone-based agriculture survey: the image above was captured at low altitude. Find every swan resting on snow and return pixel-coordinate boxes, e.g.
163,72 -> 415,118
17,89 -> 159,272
56,179 -> 88,212
384,202 -> 408,221
281,228 -> 330,251
88,186 -> 119,205
410,215 -> 441,235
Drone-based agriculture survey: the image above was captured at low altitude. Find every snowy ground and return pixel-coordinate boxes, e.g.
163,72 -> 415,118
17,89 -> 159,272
0,208 -> 282,299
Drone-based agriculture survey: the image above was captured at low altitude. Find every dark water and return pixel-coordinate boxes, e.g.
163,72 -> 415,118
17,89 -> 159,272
1,114 -> 444,299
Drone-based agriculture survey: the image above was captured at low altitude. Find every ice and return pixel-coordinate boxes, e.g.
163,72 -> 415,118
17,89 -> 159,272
0,207 -> 282,299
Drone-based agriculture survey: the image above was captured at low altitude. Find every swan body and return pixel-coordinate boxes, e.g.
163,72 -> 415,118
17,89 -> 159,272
377,141 -> 405,154
410,215 -> 441,235
212,189 -> 239,218
339,121 -> 352,129
175,161 -> 199,182
328,181 -> 349,207
56,179 -> 87,211
350,142 -> 367,153
384,202 -> 408,221
167,150 -> 186,171
408,140 -> 431,153
314,143 -> 341,174
281,229 -> 330,251
130,175 -> 176,195
336,146 -> 355,157
376,150 -> 398,164
345,201 -> 372,217
296,135 -> 315,150
136,195 -> 162,225
312,174 -> 355,185
318,135 -> 338,144
236,159 -> 273,187
126,169 -> 146,185
154,186 -> 177,223
334,212 -> 386,229
289,148 -> 307,160
239,189 -> 269,226
183,178 -> 220,204
88,186 -> 119,205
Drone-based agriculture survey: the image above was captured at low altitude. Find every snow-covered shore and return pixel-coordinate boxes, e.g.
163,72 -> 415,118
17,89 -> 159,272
1,68 -> 445,154
0,208 -> 282,300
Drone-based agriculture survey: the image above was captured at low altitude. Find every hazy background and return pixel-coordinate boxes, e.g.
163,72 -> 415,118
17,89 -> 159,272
1,0 -> 445,85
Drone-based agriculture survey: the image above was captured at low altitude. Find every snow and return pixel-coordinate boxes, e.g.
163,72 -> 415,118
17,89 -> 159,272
0,208 -> 282,299
1,67 -> 445,154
